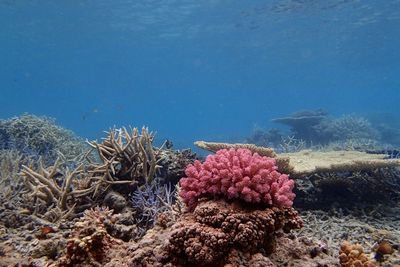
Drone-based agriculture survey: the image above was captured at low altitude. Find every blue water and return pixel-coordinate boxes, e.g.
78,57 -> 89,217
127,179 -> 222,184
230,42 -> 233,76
1,0 -> 400,148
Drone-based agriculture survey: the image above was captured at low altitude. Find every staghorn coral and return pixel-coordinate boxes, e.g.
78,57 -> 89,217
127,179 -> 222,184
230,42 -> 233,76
20,159 -> 95,222
179,148 -> 295,209
163,199 -> 303,267
87,127 -> 162,196
339,241 -> 376,267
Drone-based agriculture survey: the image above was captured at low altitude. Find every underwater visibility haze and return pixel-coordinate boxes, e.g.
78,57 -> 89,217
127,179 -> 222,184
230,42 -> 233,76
1,1 -> 400,266
1,0 -> 400,147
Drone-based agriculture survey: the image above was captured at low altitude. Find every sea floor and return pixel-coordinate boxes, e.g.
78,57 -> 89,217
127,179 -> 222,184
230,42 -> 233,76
0,201 -> 399,266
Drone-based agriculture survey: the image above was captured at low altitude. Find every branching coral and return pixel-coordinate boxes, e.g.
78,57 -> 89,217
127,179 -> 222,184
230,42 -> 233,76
86,127 -> 162,196
315,115 -> 379,144
180,148 -> 295,209
164,199 -> 303,267
0,114 -> 86,164
20,159 -> 95,222
130,180 -> 179,234
17,126 -> 190,224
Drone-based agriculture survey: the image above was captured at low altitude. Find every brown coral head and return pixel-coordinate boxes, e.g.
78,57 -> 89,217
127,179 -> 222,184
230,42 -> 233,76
375,240 -> 394,256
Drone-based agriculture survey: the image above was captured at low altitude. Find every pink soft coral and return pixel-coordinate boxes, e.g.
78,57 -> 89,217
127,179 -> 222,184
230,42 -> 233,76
179,148 -> 295,209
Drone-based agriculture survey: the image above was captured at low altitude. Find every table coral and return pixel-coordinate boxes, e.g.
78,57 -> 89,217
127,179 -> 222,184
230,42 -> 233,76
179,148 -> 295,209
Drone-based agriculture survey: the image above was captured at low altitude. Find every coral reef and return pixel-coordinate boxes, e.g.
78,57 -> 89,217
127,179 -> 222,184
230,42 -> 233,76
180,148 -> 295,209
194,142 -> 400,178
0,149 -> 39,231
304,168 -> 400,206
270,111 -> 381,147
126,222 -> 339,267
2,116 -> 400,267
194,141 -> 294,177
0,114 -> 86,164
278,135 -> 306,153
15,125 -> 195,225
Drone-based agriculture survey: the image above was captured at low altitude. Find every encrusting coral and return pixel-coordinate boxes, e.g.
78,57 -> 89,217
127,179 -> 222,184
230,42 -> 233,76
57,207 -> 124,266
163,199 -> 303,267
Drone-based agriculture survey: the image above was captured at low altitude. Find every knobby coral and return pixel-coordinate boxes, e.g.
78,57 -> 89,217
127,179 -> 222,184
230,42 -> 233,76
164,199 -> 303,267
179,148 -> 295,209
339,241 -> 376,267
57,207 -> 124,266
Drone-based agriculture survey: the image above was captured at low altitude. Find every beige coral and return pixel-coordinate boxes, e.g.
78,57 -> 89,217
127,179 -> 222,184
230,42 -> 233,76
87,127 -> 162,196
20,159 -> 94,222
339,241 -> 376,267
194,141 -> 400,178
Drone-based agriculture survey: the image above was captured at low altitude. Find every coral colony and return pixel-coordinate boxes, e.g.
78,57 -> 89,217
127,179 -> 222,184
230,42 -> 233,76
179,148 -> 295,209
